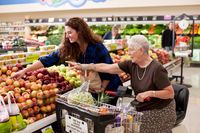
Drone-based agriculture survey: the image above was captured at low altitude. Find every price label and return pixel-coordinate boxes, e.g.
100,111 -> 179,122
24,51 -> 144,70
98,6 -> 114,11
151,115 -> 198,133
92,18 -> 96,22
133,17 -> 138,21
83,18 -> 88,22
26,54 -> 39,63
48,18 -> 55,23
41,125 -> 54,133
65,115 -> 88,133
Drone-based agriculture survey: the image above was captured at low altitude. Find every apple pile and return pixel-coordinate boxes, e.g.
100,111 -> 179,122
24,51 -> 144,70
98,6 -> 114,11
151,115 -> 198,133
149,49 -> 158,60
0,64 -> 60,125
23,68 -> 73,94
152,49 -> 171,64
47,64 -> 81,88
0,78 -> 57,124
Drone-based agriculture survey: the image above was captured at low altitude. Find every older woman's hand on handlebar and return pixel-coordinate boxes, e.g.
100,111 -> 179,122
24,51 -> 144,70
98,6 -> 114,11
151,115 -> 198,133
136,91 -> 152,102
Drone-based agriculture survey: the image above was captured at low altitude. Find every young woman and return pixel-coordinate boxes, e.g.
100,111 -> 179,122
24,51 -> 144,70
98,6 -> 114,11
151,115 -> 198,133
13,17 -> 122,105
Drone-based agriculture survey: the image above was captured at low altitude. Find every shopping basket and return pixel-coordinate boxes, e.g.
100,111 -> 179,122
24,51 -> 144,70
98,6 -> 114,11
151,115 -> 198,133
56,87 -> 121,133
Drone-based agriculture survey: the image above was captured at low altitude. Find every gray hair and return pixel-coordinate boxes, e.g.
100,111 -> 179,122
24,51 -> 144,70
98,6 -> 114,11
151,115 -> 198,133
127,35 -> 149,54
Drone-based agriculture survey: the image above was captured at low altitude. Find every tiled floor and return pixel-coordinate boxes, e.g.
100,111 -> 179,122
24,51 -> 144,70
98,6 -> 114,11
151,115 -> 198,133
172,67 -> 200,133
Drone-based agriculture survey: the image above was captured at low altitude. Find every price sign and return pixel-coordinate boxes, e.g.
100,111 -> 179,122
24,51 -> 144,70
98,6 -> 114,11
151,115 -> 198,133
65,115 -> 88,133
26,53 -> 39,63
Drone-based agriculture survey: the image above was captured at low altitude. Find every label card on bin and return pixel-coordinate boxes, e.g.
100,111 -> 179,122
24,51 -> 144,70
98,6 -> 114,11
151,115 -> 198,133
65,114 -> 88,133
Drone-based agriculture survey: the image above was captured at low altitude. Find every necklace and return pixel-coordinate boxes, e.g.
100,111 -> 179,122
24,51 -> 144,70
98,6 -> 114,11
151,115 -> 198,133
136,65 -> 147,80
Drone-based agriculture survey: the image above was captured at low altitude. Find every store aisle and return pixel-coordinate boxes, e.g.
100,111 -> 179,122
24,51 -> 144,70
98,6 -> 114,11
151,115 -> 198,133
172,67 -> 200,133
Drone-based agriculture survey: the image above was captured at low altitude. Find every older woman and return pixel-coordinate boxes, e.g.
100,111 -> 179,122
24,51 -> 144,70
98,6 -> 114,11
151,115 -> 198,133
69,35 -> 176,133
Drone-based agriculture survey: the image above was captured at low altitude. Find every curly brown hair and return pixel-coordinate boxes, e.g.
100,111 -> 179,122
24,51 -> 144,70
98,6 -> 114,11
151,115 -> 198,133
59,17 -> 103,62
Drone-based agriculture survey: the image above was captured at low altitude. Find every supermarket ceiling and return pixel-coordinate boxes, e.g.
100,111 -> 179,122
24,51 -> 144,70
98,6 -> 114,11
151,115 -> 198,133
0,0 -> 199,13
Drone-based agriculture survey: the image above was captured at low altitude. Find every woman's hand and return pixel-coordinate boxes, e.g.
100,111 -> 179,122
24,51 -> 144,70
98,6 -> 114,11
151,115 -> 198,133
11,69 -> 26,80
65,61 -> 83,70
136,91 -> 152,102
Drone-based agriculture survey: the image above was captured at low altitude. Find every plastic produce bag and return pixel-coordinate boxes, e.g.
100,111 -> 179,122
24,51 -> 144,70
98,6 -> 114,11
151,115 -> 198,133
6,92 -> 20,116
80,70 -> 102,92
0,95 -> 12,133
10,114 -> 27,131
5,92 -> 26,131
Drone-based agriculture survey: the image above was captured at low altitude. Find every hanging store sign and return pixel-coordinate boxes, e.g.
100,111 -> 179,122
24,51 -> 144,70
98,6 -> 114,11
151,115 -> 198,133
178,19 -> 189,30
0,0 -> 200,13
0,0 -> 107,8
39,0 -> 107,8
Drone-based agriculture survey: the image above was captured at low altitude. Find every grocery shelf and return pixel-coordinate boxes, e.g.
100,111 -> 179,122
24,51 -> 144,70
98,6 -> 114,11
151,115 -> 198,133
14,114 -> 57,133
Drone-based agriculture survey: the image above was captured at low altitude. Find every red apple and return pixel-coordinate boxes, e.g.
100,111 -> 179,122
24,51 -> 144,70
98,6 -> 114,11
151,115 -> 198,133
54,88 -> 59,94
6,78 -> 13,85
46,105 -> 52,112
26,99 -> 33,108
37,99 -> 43,106
27,108 -> 34,116
36,91 -> 44,99
26,89 -> 32,94
19,79 -> 25,87
14,87 -> 22,94
47,83 -> 54,90
21,110 -> 29,118
21,102 -> 27,110
1,66 -> 8,73
50,103 -> 56,110
28,75 -> 37,82
8,85 -> 15,91
16,63 -> 23,69
36,113 -> 43,121
44,98 -> 50,105
33,106 -> 40,114
24,82 -> 31,89
52,83 -> 57,88
36,79 -> 42,84
6,70 -> 12,76
0,82 -> 6,87
37,73 -> 43,79
12,66 -> 18,72
40,106 -> 47,113
37,83 -> 42,90
31,90 -> 37,98
22,92 -> 31,99
43,90 -> 50,98
14,92 -> 21,99
13,81 -> 20,87
49,97 -> 55,103
16,96 -> 26,103
30,83 -> 39,91
31,98 -> 37,106
42,84 -> 48,91
20,87 -> 26,93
